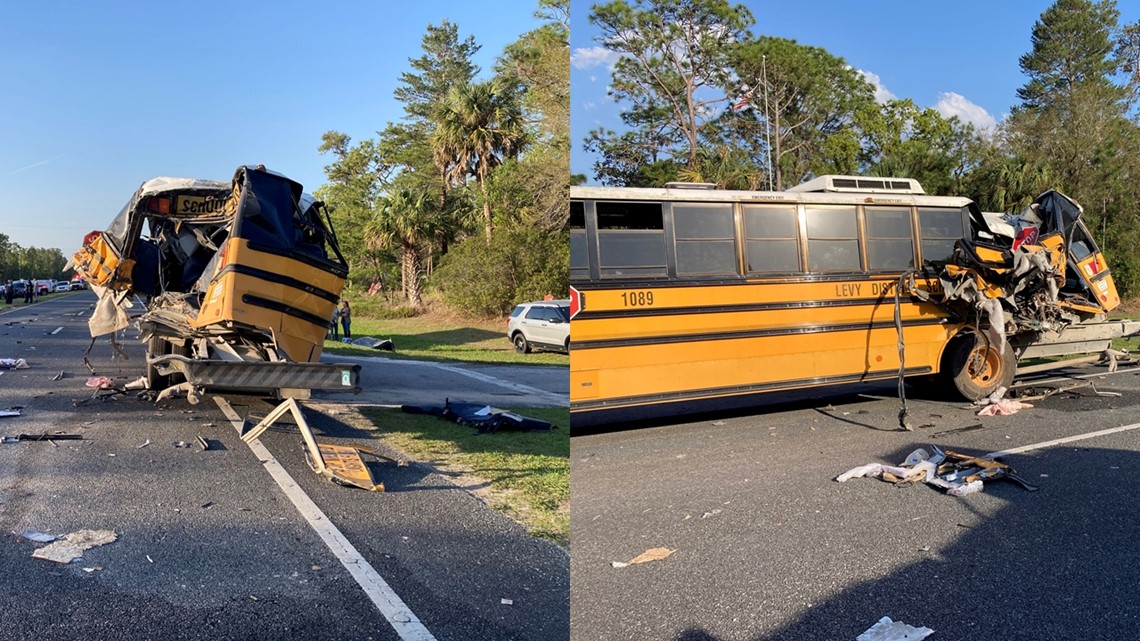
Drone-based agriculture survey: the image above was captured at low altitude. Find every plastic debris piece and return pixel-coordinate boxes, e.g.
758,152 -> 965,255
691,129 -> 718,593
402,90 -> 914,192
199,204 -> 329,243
20,530 -> 56,543
51,371 -> 65,381
610,561 -> 629,568
501,598 -> 513,606
31,529 -> 117,564
0,358 -> 29,369
146,555 -> 153,563
857,617 -> 934,641
137,439 -> 150,449
948,480 -> 984,496
0,408 -> 21,417
701,509 -> 722,519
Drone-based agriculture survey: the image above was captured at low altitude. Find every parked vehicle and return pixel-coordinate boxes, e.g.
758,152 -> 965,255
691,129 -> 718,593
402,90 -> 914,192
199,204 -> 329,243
54,282 -> 70,293
508,299 -> 571,354
70,281 -> 86,291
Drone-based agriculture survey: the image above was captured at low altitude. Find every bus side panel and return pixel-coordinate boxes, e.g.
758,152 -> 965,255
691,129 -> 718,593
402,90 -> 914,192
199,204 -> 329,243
571,324 -> 955,410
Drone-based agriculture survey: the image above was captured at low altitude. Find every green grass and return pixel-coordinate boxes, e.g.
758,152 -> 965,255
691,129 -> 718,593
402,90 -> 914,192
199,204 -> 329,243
323,311 -> 569,366
363,405 -> 569,546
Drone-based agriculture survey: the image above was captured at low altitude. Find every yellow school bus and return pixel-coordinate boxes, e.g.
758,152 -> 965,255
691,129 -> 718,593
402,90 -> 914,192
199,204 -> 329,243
569,176 -> 1129,413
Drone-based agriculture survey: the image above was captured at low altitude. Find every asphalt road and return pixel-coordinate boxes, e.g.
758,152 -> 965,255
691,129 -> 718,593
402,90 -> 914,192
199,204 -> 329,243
570,368 -> 1140,640
0,291 -> 569,641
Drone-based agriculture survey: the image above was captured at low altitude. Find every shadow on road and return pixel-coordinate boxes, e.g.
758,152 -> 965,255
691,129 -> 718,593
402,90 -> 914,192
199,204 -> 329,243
662,445 -> 1140,640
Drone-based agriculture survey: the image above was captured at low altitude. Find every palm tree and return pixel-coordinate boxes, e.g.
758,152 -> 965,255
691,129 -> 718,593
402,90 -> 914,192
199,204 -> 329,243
432,78 -> 528,241
365,188 -> 438,307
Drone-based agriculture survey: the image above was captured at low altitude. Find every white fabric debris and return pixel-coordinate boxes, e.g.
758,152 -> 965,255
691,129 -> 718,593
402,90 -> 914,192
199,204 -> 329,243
977,399 -> 1034,416
857,616 -> 934,641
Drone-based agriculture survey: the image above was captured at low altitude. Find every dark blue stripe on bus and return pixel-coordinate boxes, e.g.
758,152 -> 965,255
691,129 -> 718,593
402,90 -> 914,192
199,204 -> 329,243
571,366 -> 935,412
241,294 -> 333,329
570,317 -> 949,351
573,296 -> 933,321
218,264 -> 341,304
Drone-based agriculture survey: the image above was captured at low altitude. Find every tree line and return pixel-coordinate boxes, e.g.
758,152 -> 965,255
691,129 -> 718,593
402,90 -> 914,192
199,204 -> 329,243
0,233 -> 68,284
317,0 -> 569,316
581,0 -> 1140,294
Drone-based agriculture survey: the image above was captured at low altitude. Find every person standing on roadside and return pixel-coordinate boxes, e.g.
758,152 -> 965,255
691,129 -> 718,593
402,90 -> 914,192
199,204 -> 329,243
4,280 -> 12,305
328,303 -> 340,341
340,300 -> 352,339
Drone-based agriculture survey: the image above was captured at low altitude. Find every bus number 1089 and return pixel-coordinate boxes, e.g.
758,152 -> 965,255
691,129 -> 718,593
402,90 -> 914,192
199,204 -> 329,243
621,290 -> 654,307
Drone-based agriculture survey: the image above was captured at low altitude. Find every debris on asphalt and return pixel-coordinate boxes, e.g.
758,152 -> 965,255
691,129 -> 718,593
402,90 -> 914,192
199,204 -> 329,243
501,598 -> 514,606
196,436 -> 210,451
146,555 -> 153,563
857,616 -> 934,641
701,509 -> 722,519
82,566 -> 101,573
0,358 -> 29,369
173,441 -> 190,449
15,433 -> 82,441
0,408 -> 21,418
20,530 -> 57,543
48,327 -> 63,336
137,439 -> 151,449
85,376 -> 115,389
31,529 -> 117,564
51,370 -> 65,381
401,399 -> 555,433
977,398 -> 1034,416
612,547 -> 676,569
836,446 -> 1039,495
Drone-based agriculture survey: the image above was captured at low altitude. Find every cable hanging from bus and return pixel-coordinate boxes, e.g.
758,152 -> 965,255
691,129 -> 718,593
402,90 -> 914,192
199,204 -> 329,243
568,175 -> 1139,414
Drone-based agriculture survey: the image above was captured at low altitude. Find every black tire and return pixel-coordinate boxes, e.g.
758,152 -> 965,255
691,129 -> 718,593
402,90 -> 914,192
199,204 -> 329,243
145,335 -> 170,390
513,333 -> 531,354
943,333 -> 1016,401
564,337 -> 571,354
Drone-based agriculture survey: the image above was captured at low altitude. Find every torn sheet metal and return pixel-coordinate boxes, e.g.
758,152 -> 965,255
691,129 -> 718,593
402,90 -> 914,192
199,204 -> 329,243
915,190 -> 1123,361
0,358 -> 29,370
837,446 -> 1038,495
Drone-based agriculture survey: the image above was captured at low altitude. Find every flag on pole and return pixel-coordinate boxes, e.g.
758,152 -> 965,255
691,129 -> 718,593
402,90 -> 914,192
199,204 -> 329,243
732,89 -> 754,112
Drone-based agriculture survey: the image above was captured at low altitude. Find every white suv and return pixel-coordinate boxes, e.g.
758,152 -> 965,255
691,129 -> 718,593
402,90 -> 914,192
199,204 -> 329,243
508,300 -> 570,354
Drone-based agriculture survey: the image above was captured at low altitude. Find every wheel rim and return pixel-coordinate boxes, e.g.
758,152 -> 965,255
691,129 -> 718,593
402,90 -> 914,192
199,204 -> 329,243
967,345 -> 1002,386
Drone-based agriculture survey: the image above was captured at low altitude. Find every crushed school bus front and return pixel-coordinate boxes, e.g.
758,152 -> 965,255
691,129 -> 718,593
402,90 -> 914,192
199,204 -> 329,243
69,165 -> 359,401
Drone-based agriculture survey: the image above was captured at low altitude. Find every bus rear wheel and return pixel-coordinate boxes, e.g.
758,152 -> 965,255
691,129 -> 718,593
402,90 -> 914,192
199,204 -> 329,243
943,334 -> 1016,401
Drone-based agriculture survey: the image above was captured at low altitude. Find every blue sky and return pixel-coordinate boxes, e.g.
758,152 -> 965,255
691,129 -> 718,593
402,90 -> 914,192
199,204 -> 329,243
0,0 -> 543,259
570,0 -> 1140,181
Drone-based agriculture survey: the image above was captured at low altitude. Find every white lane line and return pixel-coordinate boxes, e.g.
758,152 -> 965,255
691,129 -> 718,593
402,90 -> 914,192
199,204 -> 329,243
215,397 -> 437,641
329,354 -> 567,405
988,421 -> 1140,459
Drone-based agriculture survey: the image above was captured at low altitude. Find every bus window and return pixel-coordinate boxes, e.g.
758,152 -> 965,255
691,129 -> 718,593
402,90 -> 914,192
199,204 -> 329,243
570,201 -> 588,280
866,206 -> 915,271
919,207 -> 965,264
596,201 -> 667,278
673,203 -> 737,276
806,206 -> 861,272
744,205 -> 800,274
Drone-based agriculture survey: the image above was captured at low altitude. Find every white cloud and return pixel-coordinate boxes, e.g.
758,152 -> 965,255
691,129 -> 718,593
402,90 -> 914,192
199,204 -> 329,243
583,101 -> 597,111
934,92 -> 997,133
6,154 -> 64,176
571,46 -> 619,70
856,69 -> 896,104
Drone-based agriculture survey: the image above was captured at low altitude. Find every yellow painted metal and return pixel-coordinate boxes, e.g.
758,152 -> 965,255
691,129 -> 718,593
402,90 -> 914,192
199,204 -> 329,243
193,238 -> 343,362
317,444 -> 385,492
71,234 -> 122,289
571,276 -> 961,409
